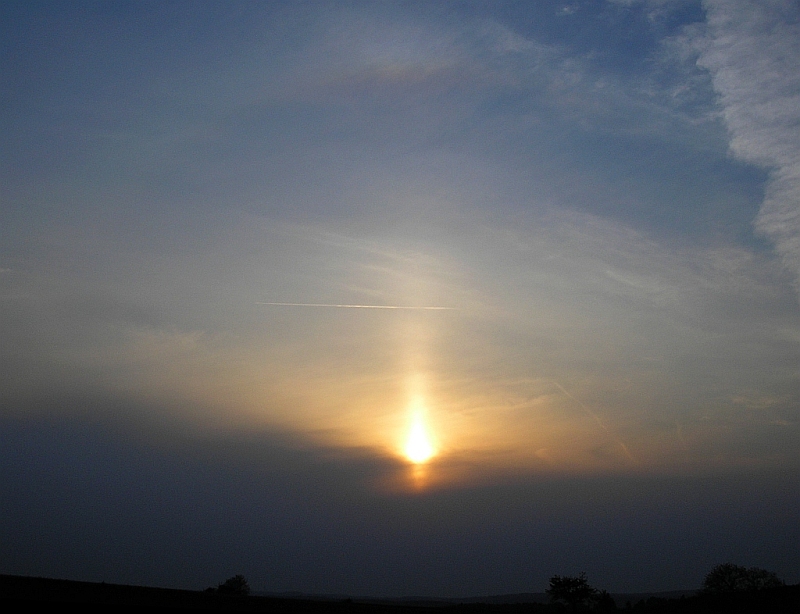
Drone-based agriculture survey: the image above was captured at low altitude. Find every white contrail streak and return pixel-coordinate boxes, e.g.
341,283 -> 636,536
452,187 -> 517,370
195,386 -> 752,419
257,302 -> 457,310
552,380 -> 638,464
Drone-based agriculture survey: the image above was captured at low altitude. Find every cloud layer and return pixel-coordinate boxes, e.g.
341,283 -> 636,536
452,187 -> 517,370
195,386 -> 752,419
699,0 -> 800,292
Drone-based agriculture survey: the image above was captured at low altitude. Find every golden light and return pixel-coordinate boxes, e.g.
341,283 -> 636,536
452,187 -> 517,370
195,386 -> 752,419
404,410 -> 435,464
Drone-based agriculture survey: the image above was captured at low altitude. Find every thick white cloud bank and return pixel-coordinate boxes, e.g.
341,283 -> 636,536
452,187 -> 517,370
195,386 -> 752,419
699,0 -> 800,293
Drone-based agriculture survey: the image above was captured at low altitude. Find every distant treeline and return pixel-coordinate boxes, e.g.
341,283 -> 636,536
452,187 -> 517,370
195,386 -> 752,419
536,565 -> 798,613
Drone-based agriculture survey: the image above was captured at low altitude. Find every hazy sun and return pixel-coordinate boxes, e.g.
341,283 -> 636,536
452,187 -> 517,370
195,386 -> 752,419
404,411 -> 435,464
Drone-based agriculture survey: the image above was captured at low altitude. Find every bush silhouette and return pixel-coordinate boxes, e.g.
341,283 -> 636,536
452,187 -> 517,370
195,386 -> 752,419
217,574 -> 250,596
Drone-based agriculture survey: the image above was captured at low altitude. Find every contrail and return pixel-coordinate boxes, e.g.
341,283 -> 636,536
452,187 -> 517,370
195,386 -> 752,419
552,380 -> 638,464
257,302 -> 456,310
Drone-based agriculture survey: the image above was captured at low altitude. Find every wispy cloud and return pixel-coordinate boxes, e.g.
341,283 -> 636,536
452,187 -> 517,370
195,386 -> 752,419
698,0 -> 800,295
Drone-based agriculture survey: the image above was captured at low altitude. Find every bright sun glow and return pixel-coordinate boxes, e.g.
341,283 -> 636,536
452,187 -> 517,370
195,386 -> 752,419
404,412 -> 435,464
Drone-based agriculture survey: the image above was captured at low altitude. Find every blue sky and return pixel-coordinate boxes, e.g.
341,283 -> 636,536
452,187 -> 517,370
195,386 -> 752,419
1,0 -> 799,596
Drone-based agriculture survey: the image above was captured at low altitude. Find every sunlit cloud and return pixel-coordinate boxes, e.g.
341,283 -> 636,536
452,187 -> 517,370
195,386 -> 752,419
4,203 -> 796,482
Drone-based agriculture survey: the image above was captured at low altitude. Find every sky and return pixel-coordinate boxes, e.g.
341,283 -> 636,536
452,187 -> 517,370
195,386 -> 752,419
1,0 -> 799,598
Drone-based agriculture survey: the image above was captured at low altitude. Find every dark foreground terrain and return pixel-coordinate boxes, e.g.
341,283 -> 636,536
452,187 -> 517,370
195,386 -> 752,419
1,575 -> 798,613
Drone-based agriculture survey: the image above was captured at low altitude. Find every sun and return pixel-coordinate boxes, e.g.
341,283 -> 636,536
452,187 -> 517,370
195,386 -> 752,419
404,411 -> 435,464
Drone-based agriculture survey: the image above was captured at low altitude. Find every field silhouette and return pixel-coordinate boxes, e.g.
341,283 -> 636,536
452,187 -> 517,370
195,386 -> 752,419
2,568 -> 798,613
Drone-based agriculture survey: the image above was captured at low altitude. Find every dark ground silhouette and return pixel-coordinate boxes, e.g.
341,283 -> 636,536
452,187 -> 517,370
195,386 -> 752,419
1,574 -> 798,613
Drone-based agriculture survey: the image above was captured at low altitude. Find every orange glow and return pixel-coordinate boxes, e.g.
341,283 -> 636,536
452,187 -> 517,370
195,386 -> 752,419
404,409 -> 435,464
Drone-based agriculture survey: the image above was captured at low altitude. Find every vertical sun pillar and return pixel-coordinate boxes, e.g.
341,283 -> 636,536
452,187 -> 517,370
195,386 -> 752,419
405,408 -> 435,464
403,391 -> 436,466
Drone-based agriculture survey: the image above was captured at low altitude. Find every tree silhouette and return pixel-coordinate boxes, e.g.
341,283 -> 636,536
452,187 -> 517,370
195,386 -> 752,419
547,572 -> 598,612
702,563 -> 783,593
594,589 -> 617,612
217,574 -> 250,596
